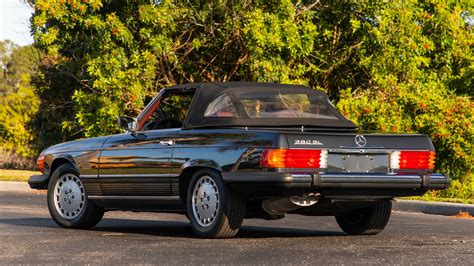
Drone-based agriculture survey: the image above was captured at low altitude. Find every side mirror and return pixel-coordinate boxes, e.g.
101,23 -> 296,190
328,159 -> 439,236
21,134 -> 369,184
118,116 -> 136,132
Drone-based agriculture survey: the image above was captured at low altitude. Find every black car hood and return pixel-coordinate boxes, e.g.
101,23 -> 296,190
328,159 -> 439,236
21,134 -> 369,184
44,135 -> 112,154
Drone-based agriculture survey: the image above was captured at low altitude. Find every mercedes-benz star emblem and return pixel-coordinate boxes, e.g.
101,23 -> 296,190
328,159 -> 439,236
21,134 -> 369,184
355,135 -> 367,147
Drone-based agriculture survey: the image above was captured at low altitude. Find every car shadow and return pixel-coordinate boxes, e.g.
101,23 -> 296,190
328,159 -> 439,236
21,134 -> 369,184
0,217 -> 346,238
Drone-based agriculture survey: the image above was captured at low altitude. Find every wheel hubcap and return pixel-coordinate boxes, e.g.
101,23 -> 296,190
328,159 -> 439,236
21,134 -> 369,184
53,174 -> 85,219
192,176 -> 219,227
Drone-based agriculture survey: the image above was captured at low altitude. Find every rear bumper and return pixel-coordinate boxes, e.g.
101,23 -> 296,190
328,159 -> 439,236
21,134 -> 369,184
222,172 -> 450,196
28,174 -> 49,189
315,173 -> 449,190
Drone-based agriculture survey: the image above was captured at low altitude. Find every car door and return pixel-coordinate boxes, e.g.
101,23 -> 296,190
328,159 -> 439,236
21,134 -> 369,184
98,88 -> 196,197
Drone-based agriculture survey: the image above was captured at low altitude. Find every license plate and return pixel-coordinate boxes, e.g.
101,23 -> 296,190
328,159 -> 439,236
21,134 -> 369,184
326,153 -> 389,174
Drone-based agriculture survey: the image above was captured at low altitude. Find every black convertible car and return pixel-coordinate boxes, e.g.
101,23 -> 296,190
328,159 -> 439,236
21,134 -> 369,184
29,82 -> 449,238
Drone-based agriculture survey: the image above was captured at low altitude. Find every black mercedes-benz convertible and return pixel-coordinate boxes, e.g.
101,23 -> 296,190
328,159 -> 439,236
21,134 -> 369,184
29,82 -> 449,238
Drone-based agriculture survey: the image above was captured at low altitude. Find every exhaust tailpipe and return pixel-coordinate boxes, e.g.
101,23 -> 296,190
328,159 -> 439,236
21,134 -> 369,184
262,193 -> 320,217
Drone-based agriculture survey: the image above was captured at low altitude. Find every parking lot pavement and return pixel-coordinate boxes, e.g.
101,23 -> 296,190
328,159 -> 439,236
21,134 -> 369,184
1,191 -> 473,264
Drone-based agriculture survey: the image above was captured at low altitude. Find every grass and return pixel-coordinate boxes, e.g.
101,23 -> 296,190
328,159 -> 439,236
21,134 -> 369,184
0,169 -> 40,182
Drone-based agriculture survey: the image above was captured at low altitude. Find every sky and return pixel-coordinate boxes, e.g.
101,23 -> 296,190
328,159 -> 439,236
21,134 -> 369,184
0,0 -> 34,46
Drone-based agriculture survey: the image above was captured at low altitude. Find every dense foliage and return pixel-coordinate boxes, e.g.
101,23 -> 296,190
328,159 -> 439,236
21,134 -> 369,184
336,1 -> 474,198
5,0 -> 474,198
0,41 -> 40,168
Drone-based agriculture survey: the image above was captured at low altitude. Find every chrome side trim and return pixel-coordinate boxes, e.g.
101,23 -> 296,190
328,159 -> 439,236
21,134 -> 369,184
80,174 -> 98,179
88,195 -> 180,201
99,174 -> 179,178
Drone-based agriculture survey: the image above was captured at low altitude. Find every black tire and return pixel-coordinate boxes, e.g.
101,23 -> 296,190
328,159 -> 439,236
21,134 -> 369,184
47,164 -> 104,229
335,200 -> 392,235
186,169 -> 246,238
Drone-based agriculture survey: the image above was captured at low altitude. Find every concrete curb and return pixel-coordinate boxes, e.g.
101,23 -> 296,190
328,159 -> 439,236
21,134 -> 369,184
393,199 -> 474,216
0,181 -> 32,192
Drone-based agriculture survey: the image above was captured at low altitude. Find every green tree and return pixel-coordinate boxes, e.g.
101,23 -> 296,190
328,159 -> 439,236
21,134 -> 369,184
31,0 -> 345,139
337,1 -> 473,199
1,41 -> 39,94
0,41 -> 40,167
31,0 -> 473,198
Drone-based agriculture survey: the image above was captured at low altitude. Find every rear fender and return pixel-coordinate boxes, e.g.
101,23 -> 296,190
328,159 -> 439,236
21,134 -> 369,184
181,159 -> 221,172
177,160 -> 222,202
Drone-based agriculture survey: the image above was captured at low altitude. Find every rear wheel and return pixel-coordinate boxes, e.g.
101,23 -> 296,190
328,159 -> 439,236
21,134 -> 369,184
335,200 -> 392,235
187,169 -> 246,238
47,164 -> 104,229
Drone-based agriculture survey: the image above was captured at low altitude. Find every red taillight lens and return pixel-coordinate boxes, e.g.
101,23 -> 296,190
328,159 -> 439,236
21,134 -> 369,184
391,151 -> 435,170
37,154 -> 45,173
400,151 -> 435,169
261,149 -> 327,168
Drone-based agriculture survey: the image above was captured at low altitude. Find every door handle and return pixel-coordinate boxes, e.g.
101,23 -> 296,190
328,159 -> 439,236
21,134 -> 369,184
159,140 -> 175,146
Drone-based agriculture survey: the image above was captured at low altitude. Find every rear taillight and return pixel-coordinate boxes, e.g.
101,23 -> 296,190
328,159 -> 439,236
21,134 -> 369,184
37,154 -> 45,173
261,149 -> 327,168
390,151 -> 435,170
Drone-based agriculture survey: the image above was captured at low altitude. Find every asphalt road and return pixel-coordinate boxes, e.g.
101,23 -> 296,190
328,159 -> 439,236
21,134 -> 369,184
0,191 -> 473,264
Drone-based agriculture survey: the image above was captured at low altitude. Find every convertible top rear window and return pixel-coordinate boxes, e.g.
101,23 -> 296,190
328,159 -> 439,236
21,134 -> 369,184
238,92 -> 338,119
203,91 -> 339,120
176,82 -> 357,129
204,94 -> 238,118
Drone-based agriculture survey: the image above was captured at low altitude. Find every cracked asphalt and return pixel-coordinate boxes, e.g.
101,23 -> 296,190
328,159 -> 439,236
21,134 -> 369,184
0,191 -> 473,264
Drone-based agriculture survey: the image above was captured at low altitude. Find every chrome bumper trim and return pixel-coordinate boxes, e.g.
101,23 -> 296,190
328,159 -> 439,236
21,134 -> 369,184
312,173 -> 449,189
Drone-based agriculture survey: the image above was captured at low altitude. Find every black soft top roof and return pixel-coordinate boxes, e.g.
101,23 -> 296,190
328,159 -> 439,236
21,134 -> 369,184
166,82 -> 357,130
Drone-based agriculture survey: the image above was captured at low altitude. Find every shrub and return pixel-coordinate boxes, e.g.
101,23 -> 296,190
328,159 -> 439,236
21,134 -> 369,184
338,84 -> 473,199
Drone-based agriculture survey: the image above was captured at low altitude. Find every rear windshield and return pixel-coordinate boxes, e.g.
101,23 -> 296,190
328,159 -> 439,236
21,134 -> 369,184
185,84 -> 357,129
206,92 -> 338,119
204,94 -> 238,118
204,92 -> 338,120
238,92 -> 337,119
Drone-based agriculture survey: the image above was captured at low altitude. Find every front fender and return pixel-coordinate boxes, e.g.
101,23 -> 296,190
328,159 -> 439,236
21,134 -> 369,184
44,154 -> 79,178
29,154 -> 80,190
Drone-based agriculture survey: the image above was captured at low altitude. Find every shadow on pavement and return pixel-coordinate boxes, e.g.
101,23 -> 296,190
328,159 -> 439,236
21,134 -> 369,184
0,217 -> 346,238
0,217 -> 55,228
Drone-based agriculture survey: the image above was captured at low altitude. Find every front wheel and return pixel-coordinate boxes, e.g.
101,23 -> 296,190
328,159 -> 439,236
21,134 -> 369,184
335,200 -> 392,235
47,164 -> 104,229
186,169 -> 246,238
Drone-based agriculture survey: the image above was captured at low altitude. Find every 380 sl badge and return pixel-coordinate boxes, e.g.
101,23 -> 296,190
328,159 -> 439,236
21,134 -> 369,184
294,139 -> 324,145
